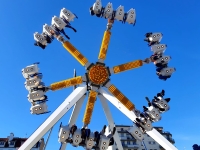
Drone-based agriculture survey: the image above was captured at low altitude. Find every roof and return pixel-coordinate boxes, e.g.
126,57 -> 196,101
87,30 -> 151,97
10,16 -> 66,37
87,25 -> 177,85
0,137 -> 43,148
0,138 -> 27,142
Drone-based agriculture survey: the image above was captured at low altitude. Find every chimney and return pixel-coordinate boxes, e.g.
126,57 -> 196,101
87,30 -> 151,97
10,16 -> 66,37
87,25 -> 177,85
8,133 -> 14,141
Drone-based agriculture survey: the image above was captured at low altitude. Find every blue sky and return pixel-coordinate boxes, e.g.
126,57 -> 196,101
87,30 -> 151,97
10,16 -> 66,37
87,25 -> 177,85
0,0 -> 200,150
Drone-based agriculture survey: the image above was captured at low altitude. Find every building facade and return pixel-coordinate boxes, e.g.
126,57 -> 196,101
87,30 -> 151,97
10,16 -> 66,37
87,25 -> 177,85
108,125 -> 175,150
0,133 -> 44,150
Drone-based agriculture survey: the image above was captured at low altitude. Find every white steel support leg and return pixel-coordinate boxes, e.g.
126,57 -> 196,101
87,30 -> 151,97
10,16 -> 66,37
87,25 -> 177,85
60,94 -> 86,150
99,88 -> 137,121
19,86 -> 87,150
99,88 -> 178,150
68,94 -> 86,126
98,93 -> 123,150
147,129 -> 178,150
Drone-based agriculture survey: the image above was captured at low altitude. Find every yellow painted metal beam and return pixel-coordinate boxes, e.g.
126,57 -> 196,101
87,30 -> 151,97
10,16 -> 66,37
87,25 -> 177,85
113,60 -> 143,74
63,41 -> 89,66
83,90 -> 97,125
108,84 -> 135,111
98,30 -> 111,60
50,76 -> 83,91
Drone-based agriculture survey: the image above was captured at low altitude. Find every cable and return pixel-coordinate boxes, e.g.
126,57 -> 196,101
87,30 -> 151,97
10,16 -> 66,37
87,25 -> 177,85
43,127 -> 53,150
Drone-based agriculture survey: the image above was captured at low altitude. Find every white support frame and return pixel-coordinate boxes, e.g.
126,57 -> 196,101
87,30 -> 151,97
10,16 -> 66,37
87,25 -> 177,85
68,94 -> 86,126
147,129 -> 178,150
99,88 -> 138,122
60,94 -> 86,150
99,88 -> 178,150
19,86 -> 87,150
20,86 -> 177,150
98,94 -> 123,150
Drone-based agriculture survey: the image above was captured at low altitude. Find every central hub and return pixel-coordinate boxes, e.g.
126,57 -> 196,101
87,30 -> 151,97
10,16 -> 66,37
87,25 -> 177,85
88,64 -> 109,85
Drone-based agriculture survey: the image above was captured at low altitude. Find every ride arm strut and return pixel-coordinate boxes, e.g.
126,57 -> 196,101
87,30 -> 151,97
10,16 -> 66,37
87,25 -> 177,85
98,30 -> 111,62
82,90 -> 97,126
98,19 -> 114,63
104,82 -> 135,111
63,41 -> 89,66
110,60 -> 143,74
50,76 -> 83,91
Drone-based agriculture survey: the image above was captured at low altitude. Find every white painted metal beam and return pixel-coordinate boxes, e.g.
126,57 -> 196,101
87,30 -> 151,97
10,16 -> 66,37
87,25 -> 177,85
98,93 -> 123,150
19,86 -> 87,150
147,129 -> 178,150
99,88 -> 178,150
99,88 -> 137,121
60,94 -> 86,150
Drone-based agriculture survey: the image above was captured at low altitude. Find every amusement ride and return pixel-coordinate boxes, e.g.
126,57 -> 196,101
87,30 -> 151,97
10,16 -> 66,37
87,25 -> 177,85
19,0 -> 176,150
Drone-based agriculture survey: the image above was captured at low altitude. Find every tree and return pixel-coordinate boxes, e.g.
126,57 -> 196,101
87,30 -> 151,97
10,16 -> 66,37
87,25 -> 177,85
193,144 -> 199,150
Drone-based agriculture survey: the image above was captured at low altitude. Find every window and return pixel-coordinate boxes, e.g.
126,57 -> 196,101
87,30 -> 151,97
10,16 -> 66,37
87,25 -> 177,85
121,128 -> 123,131
10,141 -> 15,145
149,141 -> 151,144
127,134 -> 130,138
127,141 -> 130,145
0,141 -> 4,145
122,141 -> 125,146
153,141 -> 156,144
121,133 -> 124,137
